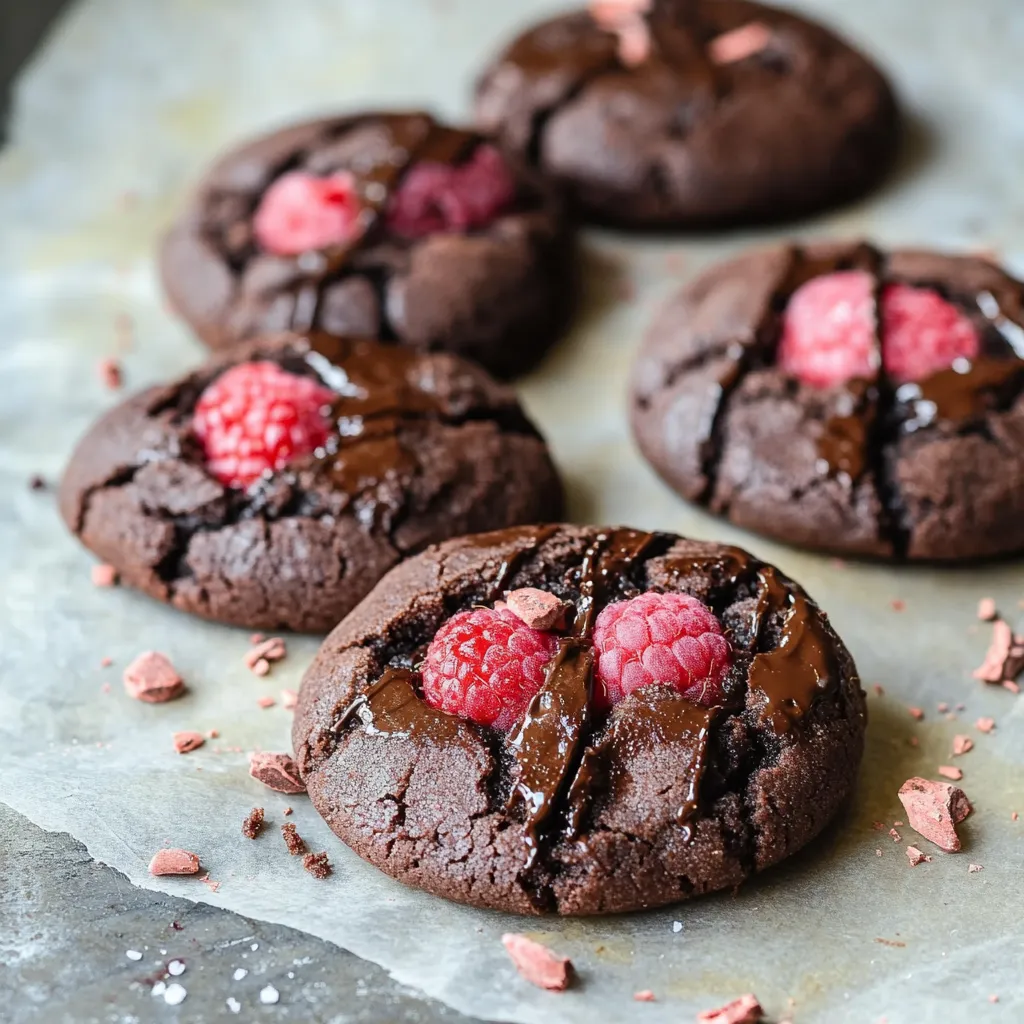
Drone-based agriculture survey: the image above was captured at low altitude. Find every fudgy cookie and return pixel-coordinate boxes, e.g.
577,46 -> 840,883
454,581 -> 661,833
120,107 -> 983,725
294,524 -> 864,915
474,0 -> 900,229
59,333 -> 563,632
631,242 -> 1024,560
159,111 -> 575,378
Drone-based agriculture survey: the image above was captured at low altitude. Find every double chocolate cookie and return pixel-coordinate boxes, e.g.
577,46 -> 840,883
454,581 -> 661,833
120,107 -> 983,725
630,242 -> 1024,560
160,111 -> 575,378
59,333 -> 563,632
474,0 -> 900,229
294,524 -> 864,915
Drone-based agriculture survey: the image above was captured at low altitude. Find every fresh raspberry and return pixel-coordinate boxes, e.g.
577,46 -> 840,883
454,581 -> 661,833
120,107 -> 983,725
880,283 -> 980,383
253,171 -> 361,256
592,592 -> 731,709
420,607 -> 559,731
777,270 -> 877,388
193,362 -> 334,489
386,144 -> 516,238
778,272 -> 981,388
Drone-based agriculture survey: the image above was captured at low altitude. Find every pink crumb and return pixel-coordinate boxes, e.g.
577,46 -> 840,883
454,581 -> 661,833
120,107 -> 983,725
872,684 -> 884,696
969,863 -> 983,873
100,657 -> 113,668
283,806 -> 293,815
634,990 -> 656,1002
1013,811 -> 1019,821
937,765 -> 963,781
257,696 -> 276,709
973,619 -> 1012,682
891,599 -> 906,612
504,588 -> 567,631
1003,679 -> 1020,694
889,828 -> 901,842
953,735 -> 974,756
976,717 -> 995,733
248,751 -> 306,794
207,729 -> 219,739
906,846 -> 932,866
977,597 -> 997,621
501,933 -> 572,991
91,564 -> 118,587
908,706 -> 924,720
898,777 -> 972,852
149,849 -> 200,876
281,689 -> 298,710
200,873 -> 221,893
245,637 -> 287,673
938,702 -> 949,713
173,731 -> 205,754
696,994 -> 764,1023
123,651 -> 185,703
99,357 -> 122,389
708,21 -> 771,64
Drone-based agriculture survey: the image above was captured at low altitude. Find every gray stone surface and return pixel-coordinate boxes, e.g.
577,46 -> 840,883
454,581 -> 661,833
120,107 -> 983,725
0,802 -> 480,1022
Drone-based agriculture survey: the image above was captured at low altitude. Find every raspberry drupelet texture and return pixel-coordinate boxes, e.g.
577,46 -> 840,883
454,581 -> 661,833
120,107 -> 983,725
592,592 -> 731,709
193,362 -> 335,489
253,171 -> 362,256
387,145 -> 516,239
777,271 -> 980,388
420,607 -> 559,731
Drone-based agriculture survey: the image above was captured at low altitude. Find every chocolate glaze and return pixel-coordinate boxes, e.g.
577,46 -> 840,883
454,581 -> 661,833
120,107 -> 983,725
748,566 -> 835,733
291,114 -> 479,333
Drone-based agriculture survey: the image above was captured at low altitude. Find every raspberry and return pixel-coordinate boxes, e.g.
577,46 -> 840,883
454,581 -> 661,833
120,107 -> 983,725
420,607 -> 559,731
880,283 -> 979,383
253,171 -> 361,256
778,272 -> 981,388
592,592 -> 731,709
777,270 -> 877,388
386,144 -> 516,239
193,362 -> 334,489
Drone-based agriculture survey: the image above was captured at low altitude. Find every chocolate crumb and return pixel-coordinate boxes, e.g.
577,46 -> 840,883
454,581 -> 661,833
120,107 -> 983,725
898,777 -> 972,852
281,822 -> 307,855
906,846 -> 931,867
889,828 -> 901,842
283,806 -> 293,815
91,564 -> 118,587
303,851 -> 331,879
248,752 -> 306,793
172,731 -> 205,754
123,652 -> 185,703
99,357 -> 122,389
501,932 -> 572,991
29,474 -> 47,491
242,807 -> 264,839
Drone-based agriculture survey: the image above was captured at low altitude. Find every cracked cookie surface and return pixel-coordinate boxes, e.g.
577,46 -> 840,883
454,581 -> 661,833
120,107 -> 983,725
59,333 -> 563,632
473,0 -> 900,228
159,111 -> 576,379
630,242 -> 1024,561
293,524 -> 864,915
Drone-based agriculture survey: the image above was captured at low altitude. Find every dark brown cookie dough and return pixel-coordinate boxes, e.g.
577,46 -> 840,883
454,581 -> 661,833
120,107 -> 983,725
159,111 -> 575,378
630,242 -> 1024,561
293,524 -> 865,915
473,0 -> 900,229
59,333 -> 563,632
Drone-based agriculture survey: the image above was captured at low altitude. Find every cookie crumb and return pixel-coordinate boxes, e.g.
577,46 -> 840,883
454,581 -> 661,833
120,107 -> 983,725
173,731 -> 205,754
976,716 -> 995,733
937,765 -> 963,781
908,706 -> 924,720
303,851 -> 332,879
99,357 -> 122,389
149,848 -> 200,876
242,807 -> 264,839
977,597 -> 997,621
283,806 -> 293,815
249,752 -> 306,794
281,688 -> 298,710
504,588 -> 567,630
91,564 -> 118,587
889,828 -> 901,842
969,863 -> 983,873
124,652 -> 185,703
953,734 -> 973,755
906,845 -> 931,866
696,993 -> 764,1023
281,822 -> 307,855
709,21 -> 771,65
256,696 -> 276,708
898,777 -> 972,852
634,990 -> 656,1002
29,474 -> 47,491
501,933 -> 572,991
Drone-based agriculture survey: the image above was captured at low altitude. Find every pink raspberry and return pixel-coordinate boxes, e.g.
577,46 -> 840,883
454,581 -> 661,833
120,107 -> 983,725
420,607 -> 558,731
253,171 -> 362,256
193,361 -> 335,489
386,144 -> 516,238
777,270 -> 877,388
592,592 -> 731,709
880,283 -> 980,383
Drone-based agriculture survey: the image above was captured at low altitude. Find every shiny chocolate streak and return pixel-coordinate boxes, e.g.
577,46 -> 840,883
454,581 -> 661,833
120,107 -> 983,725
290,113 -> 478,332
335,529 -> 839,891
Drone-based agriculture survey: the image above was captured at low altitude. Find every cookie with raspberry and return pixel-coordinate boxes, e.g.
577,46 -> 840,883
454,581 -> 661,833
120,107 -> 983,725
473,0 -> 900,229
159,111 -> 575,378
294,524 -> 864,915
630,241 -> 1024,560
59,333 -> 563,632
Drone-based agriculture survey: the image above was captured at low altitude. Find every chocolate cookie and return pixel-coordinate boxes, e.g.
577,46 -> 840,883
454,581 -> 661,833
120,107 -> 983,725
159,111 -> 575,378
59,333 -> 563,632
474,0 -> 900,229
630,241 -> 1024,561
294,524 -> 864,915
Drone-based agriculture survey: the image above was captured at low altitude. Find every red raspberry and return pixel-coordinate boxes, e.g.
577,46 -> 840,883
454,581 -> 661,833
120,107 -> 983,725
420,607 -> 559,731
592,592 -> 731,709
387,144 -> 516,239
193,362 -> 334,489
777,270 -> 877,388
880,282 -> 979,383
253,171 -> 362,256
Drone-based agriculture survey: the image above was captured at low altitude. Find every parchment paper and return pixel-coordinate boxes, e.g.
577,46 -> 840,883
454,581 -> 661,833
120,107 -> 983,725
1,1 -> 1023,1021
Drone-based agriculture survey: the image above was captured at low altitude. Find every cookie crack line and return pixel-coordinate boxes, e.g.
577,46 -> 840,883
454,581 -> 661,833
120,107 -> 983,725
321,526 -> 843,912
